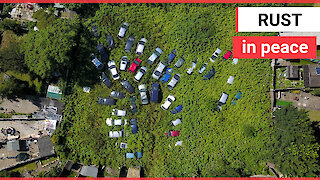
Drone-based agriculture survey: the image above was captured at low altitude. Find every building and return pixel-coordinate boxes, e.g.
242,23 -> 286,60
79,166 -> 98,177
7,140 -> 28,151
37,136 -> 55,157
303,65 -> 320,88
286,65 -> 299,79
46,85 -> 62,100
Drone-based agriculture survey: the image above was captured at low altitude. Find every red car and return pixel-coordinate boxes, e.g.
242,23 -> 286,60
223,50 -> 232,60
165,130 -> 179,137
128,57 -> 141,73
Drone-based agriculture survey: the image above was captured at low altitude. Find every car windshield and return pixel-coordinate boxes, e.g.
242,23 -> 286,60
110,65 -> 116,69
140,69 -> 146,74
168,98 -> 173,103
134,60 -> 140,65
152,86 -> 158,90
155,71 -> 160,76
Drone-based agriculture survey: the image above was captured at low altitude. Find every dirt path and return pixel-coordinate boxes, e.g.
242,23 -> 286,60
279,92 -> 320,111
0,98 -> 39,114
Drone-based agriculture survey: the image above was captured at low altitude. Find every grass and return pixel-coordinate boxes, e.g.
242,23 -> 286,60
276,100 -> 293,106
40,156 -> 58,165
308,110 -> 320,122
290,60 -> 316,65
9,162 -> 37,174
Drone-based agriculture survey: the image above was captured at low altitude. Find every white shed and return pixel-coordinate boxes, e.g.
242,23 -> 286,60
219,93 -> 228,104
227,76 -> 234,85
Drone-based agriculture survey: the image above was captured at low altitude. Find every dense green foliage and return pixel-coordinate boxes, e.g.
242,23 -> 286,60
0,170 -> 21,177
22,15 -> 80,79
269,105 -> 320,176
311,88 -> 320,97
53,4 -> 279,177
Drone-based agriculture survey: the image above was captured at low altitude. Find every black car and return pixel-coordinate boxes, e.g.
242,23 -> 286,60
125,35 -> 135,53
110,91 -> 126,99
96,43 -> 108,62
105,35 -> 115,49
120,79 -> 135,94
150,83 -> 160,103
203,67 -> 216,80
130,119 -> 138,134
130,96 -> 138,114
91,26 -> 99,38
100,72 -> 112,88
97,97 -> 116,105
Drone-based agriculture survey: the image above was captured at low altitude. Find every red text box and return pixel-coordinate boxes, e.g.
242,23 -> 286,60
233,36 -> 317,59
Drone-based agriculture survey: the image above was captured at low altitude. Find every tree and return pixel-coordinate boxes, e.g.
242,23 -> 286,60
269,105 -> 320,176
0,170 -> 21,177
0,77 -> 26,99
311,88 -> 320,97
0,30 -> 27,72
22,17 -> 80,79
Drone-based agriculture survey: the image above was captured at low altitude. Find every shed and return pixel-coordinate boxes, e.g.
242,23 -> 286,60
7,140 -> 28,151
219,93 -> 228,104
79,166 -> 98,177
46,85 -> 62,100
286,66 -> 299,79
227,76 -> 234,84
38,136 -> 55,157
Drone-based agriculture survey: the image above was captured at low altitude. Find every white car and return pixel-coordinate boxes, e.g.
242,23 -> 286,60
106,118 -> 127,126
138,84 -> 149,105
147,48 -> 163,65
108,61 -> 120,80
120,56 -> 129,71
118,22 -> 129,38
112,108 -> 126,116
152,61 -> 166,80
109,131 -> 123,138
210,48 -> 222,62
136,38 -> 147,55
172,118 -> 181,126
134,66 -> 147,82
167,74 -> 181,90
161,95 -> 175,110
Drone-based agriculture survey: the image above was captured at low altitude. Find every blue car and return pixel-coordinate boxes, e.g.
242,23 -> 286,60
130,119 -> 138,134
136,152 -> 142,158
126,153 -> 134,159
96,43 -> 108,62
167,49 -> 177,64
171,105 -> 183,114
161,68 -> 173,83
150,83 -> 160,103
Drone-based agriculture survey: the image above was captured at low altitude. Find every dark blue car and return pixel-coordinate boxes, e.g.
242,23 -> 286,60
171,105 -> 183,114
150,83 -> 160,103
130,119 -> 138,134
96,43 -> 108,62
167,49 -> 177,64
160,68 -> 173,83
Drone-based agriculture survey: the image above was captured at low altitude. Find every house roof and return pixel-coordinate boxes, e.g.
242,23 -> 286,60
303,65 -> 320,87
7,140 -> 20,151
46,85 -> 62,100
38,136 -> 55,157
80,166 -> 98,177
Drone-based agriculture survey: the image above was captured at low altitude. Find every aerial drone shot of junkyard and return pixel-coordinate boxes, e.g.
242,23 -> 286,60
0,2 -> 320,178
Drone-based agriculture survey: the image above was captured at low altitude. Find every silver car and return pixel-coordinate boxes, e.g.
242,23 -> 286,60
134,66 -> 147,82
147,48 -> 163,65
167,74 -> 181,90
138,84 -> 149,105
118,22 -> 129,38
152,61 -> 166,80
120,56 -> 129,71
136,38 -> 147,55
